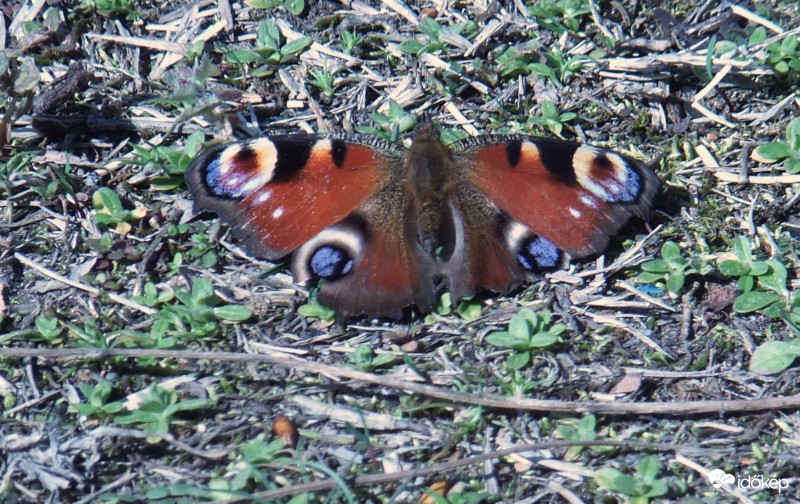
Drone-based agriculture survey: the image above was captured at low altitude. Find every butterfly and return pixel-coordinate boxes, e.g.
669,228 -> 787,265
186,122 -> 659,319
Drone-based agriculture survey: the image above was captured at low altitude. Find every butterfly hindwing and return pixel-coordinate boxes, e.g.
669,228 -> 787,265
290,192 -> 437,319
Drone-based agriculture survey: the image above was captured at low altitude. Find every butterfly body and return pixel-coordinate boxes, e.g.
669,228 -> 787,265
187,123 -> 659,319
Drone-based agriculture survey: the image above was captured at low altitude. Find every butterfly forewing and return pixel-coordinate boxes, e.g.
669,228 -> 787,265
456,135 -> 659,258
186,134 -> 401,259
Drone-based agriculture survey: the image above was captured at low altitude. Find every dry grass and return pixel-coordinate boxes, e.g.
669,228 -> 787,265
1,0 -> 800,502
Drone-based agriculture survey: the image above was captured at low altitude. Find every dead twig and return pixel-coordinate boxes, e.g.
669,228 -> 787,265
1,347 -> 798,416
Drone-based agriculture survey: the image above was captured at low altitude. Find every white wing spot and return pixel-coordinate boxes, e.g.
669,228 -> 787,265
272,207 -> 284,219
580,194 -> 599,208
242,178 -> 264,194
256,190 -> 272,204
569,207 -> 582,218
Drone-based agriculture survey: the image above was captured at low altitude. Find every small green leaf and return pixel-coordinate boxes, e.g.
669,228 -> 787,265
759,259 -> 789,296
666,272 -> 686,293
281,36 -> 313,59
284,0 -> 304,15
660,241 -> 683,261
485,332 -> 531,352
226,49 -> 261,63
594,468 -> 635,494
749,341 -> 800,374
297,302 -> 335,321
640,259 -> 669,273
190,277 -> 216,303
636,456 -> 660,482
457,299 -> 482,321
93,188 -> 124,214
507,352 -> 530,370
719,260 -> 750,276
508,314 -> 532,340
212,305 -> 252,321
528,331 -> 559,347
749,261 -> 770,276
638,272 -> 665,283
576,414 -> 597,440
14,57 -> 39,93
733,291 -> 783,313
732,236 -> 752,261
399,40 -> 424,54
757,142 -> 790,160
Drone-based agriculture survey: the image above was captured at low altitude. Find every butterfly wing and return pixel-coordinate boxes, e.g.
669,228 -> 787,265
186,134 -> 436,318
186,134 -> 400,258
442,136 -> 659,300
456,135 -> 659,257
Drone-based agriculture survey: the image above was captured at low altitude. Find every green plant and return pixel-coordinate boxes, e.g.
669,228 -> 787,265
68,318 -> 113,349
207,437 -> 294,498
355,100 -> 417,142
246,0 -> 305,15
557,414 -> 613,459
348,344 -> 396,372
307,65 -> 340,98
69,380 -> 124,419
485,309 -> 565,369
756,30 -> 800,79
92,188 -> 147,234
527,0 -> 591,35
496,45 -> 593,89
123,131 -> 206,190
114,384 -> 211,433
719,236 -> 789,316
594,456 -> 670,503
153,277 -> 252,340
297,287 -> 336,322
528,100 -> 577,136
340,30 -> 364,54
534,46 -> 593,88
427,292 -> 483,322
80,0 -> 136,18
33,315 -> 63,345
756,117 -> 800,174
184,227 -> 219,268
638,241 -> 712,296
399,18 -> 476,55
0,151 -> 34,180
423,489 -> 491,504
132,282 -> 175,308
222,20 -> 312,77
749,337 -> 800,374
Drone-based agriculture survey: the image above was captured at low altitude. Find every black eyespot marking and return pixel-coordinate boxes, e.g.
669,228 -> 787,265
506,140 -> 522,167
310,245 -> 354,280
331,139 -> 347,168
517,235 -> 561,271
271,137 -> 315,182
538,141 -> 579,184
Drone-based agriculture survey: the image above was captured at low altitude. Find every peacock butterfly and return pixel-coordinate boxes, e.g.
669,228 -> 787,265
186,122 -> 659,319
